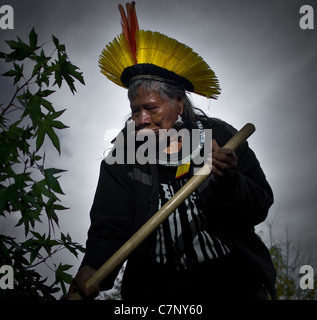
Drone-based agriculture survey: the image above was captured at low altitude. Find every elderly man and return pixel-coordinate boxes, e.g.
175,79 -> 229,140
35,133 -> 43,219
67,2 -> 276,300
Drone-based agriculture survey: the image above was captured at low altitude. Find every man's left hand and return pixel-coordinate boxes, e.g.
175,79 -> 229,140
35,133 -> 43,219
209,139 -> 238,178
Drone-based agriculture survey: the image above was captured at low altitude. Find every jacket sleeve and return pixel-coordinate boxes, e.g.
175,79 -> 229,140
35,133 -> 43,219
80,160 -> 134,290
213,140 -> 274,226
199,120 -> 274,228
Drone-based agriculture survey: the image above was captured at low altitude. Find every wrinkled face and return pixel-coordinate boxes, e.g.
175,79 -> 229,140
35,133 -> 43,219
130,85 -> 183,136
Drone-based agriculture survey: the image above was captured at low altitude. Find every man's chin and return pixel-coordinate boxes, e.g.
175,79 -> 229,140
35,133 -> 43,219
135,128 -> 159,137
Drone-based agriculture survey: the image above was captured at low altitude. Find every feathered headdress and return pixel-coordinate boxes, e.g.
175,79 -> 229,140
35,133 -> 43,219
99,1 -> 221,99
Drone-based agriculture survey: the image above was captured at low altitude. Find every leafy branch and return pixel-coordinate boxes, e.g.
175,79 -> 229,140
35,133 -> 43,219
0,28 -> 85,299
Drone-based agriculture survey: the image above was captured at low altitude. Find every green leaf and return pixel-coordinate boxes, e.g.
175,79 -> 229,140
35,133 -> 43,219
49,108 -> 66,119
44,200 -> 60,227
53,204 -> 69,211
2,63 -> 24,84
52,35 -> 65,52
37,89 -> 55,97
35,117 -> 60,153
55,263 -> 73,294
30,231 -> 45,242
13,63 -> 24,84
32,179 -> 52,199
43,120 -> 61,153
0,28 -> 86,300
0,188 -> 9,215
32,49 -> 51,78
36,126 -> 45,151
15,208 -> 42,236
29,28 -> 38,49
36,72 -> 50,88
40,98 -> 54,112
0,51 -> 6,59
5,184 -> 21,212
21,91 -> 43,128
44,168 -> 66,194
60,233 -> 85,258
56,264 -> 73,281
5,36 -> 36,61
5,39 -> 20,50
2,69 -> 17,77
34,108 -> 69,153
29,231 -> 59,256
51,120 -> 68,130
52,35 -> 59,48
50,52 -> 85,94
58,44 -> 66,52
69,67 -> 85,86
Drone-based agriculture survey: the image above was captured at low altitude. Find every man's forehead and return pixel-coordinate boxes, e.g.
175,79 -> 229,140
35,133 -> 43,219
131,89 -> 167,106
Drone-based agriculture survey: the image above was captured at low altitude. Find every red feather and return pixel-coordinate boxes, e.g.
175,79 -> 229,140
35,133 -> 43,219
118,2 -> 139,64
118,4 -> 129,44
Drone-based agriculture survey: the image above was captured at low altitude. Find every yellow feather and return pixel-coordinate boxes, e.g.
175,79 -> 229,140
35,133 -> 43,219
99,30 -> 220,98
99,34 -> 133,87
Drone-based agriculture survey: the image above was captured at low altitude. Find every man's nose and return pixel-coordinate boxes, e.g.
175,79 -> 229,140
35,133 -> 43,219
138,110 -> 151,125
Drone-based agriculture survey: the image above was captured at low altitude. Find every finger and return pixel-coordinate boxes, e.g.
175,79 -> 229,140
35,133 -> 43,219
74,282 -> 99,299
79,282 -> 91,297
212,151 -> 227,162
211,165 -> 224,177
72,278 -> 91,298
216,147 -> 237,159
87,283 -> 101,298
212,158 -> 231,172
211,139 -> 220,152
213,150 -> 238,167
217,147 -> 232,153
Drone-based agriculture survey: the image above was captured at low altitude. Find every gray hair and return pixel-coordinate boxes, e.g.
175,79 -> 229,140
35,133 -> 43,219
127,79 -> 199,128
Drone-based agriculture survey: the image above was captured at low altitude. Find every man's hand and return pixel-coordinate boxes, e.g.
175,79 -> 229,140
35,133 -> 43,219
209,139 -> 238,178
67,265 -> 100,299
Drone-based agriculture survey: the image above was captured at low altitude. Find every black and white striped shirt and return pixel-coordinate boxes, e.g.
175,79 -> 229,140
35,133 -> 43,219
154,165 -> 230,270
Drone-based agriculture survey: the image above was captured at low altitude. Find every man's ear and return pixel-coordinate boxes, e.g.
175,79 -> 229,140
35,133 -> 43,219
176,96 -> 184,115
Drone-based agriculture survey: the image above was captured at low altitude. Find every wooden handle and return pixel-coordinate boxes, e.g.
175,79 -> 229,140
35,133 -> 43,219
68,123 -> 255,300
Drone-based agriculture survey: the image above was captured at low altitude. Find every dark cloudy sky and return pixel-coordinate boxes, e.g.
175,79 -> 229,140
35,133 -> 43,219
1,0 -> 317,292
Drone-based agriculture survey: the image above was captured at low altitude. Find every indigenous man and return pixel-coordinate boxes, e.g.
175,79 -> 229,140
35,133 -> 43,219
68,2 -> 276,300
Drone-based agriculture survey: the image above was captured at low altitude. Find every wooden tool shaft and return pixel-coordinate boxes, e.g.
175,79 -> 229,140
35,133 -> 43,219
69,123 -> 255,300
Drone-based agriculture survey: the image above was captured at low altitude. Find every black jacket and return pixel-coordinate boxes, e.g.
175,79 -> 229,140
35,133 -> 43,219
81,117 -> 277,299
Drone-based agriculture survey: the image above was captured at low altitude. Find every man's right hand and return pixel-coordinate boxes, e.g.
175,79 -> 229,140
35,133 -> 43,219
67,265 -> 100,299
